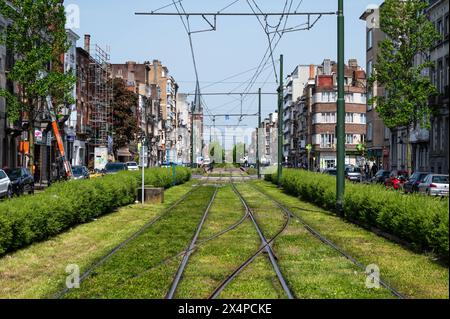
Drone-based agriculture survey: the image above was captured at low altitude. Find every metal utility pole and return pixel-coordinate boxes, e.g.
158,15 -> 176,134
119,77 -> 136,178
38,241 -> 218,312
336,0 -> 345,215
257,88 -> 261,179
277,55 -> 283,187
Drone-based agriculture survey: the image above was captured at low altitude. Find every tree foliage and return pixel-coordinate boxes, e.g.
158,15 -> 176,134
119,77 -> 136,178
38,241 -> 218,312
369,0 -> 440,129
0,0 -> 75,122
111,78 -> 141,155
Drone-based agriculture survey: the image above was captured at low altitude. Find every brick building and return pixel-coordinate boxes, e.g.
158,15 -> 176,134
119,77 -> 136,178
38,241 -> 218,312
297,59 -> 367,171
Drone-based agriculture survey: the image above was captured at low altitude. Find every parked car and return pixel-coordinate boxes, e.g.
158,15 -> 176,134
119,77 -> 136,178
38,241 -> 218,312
371,170 -> 391,184
384,170 -> 409,190
0,169 -> 13,199
324,168 -> 337,176
104,162 -> 128,174
72,166 -> 90,180
126,162 -> 139,171
403,172 -> 429,194
418,174 -> 449,197
4,168 -> 35,196
345,166 -> 363,182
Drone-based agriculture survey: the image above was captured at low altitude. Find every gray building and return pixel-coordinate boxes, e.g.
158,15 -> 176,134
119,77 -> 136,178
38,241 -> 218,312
360,5 -> 392,171
427,0 -> 449,174
0,14 -> 21,170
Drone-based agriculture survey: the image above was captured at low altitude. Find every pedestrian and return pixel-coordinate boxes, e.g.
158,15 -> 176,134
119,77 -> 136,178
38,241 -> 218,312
371,164 -> 378,177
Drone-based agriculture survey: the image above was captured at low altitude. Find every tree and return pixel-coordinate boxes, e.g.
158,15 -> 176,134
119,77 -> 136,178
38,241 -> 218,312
369,0 -> 440,130
0,0 -> 75,172
232,142 -> 245,164
111,78 -> 141,157
209,140 -> 224,164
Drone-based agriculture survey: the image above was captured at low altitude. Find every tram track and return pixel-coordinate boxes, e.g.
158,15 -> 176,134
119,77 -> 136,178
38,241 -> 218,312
55,178 -> 210,299
248,182 -> 406,299
208,182 -> 294,299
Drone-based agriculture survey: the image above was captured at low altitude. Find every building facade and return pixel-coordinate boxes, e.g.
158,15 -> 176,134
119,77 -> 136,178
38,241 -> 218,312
427,0 -> 449,174
360,6 -> 392,171
282,65 -> 313,164
297,59 -> 367,171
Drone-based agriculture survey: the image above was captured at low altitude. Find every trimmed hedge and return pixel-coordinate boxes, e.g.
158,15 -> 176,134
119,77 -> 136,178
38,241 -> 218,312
0,167 -> 191,256
267,169 -> 449,260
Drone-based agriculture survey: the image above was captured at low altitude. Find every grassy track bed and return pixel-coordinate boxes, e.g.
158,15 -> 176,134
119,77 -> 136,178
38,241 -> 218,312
174,185 -> 282,299
235,184 -> 393,299
252,180 -> 449,299
62,185 -> 217,299
0,181 -> 197,299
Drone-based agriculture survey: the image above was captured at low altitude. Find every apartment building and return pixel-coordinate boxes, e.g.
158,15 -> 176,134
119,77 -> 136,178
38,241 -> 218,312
360,5 -> 391,171
0,14 -> 21,170
260,111 -> 278,166
428,0 -> 449,174
283,65 -> 312,164
297,59 -> 367,171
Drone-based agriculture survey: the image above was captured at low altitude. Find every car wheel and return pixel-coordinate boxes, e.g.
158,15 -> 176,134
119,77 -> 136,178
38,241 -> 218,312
7,186 -> 13,199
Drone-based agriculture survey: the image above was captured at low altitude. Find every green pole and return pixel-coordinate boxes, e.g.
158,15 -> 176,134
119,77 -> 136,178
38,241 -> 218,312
257,88 -> 261,179
336,0 -> 345,215
277,54 -> 284,187
172,162 -> 176,186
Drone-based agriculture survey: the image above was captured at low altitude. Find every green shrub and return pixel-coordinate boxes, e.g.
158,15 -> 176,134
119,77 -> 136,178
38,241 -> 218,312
0,167 -> 191,256
269,169 -> 449,259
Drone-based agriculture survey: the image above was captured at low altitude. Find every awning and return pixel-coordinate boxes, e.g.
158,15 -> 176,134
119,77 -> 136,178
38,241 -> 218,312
117,147 -> 133,157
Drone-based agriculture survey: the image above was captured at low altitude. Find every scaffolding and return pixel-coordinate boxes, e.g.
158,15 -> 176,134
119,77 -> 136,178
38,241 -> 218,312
89,44 -> 112,147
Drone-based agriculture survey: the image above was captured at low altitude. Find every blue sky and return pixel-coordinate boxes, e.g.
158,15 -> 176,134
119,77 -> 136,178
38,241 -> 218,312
66,0 -> 383,134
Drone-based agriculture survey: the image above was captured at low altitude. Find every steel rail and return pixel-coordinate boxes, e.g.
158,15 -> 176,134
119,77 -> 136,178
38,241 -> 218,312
209,183 -> 293,299
249,183 -> 406,299
122,185 -> 251,284
54,182 -> 203,299
166,187 -> 219,299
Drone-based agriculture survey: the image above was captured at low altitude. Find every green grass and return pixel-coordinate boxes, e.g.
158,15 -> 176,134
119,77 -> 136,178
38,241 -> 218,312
252,180 -> 449,299
235,184 -> 394,299
174,185 -> 281,299
63,185 -> 216,299
0,181 -> 196,299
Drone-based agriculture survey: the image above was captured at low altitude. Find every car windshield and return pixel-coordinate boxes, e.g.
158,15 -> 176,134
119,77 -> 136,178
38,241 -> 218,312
127,162 -> 138,167
4,169 -> 21,180
106,163 -> 125,171
72,167 -> 84,175
432,176 -> 449,184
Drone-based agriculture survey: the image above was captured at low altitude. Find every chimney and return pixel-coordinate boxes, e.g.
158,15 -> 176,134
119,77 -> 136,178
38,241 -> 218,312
323,59 -> 331,75
84,34 -> 91,54
348,59 -> 358,68
309,64 -> 316,80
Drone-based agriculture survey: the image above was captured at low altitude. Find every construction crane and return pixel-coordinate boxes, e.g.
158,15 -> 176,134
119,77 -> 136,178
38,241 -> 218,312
45,96 -> 72,179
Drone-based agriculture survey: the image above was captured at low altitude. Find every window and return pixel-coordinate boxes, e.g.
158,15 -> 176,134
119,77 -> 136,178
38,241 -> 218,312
0,171 -> 5,179
437,59 -> 443,93
437,18 -> 443,38
345,93 -> 354,103
367,123 -> 373,141
367,60 -> 373,78
445,14 -> 449,37
440,118 -> 445,151
320,134 -> 335,148
367,29 -> 373,50
367,88 -> 373,111
360,113 -> 366,124
345,134 -> 354,145
345,112 -> 354,123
